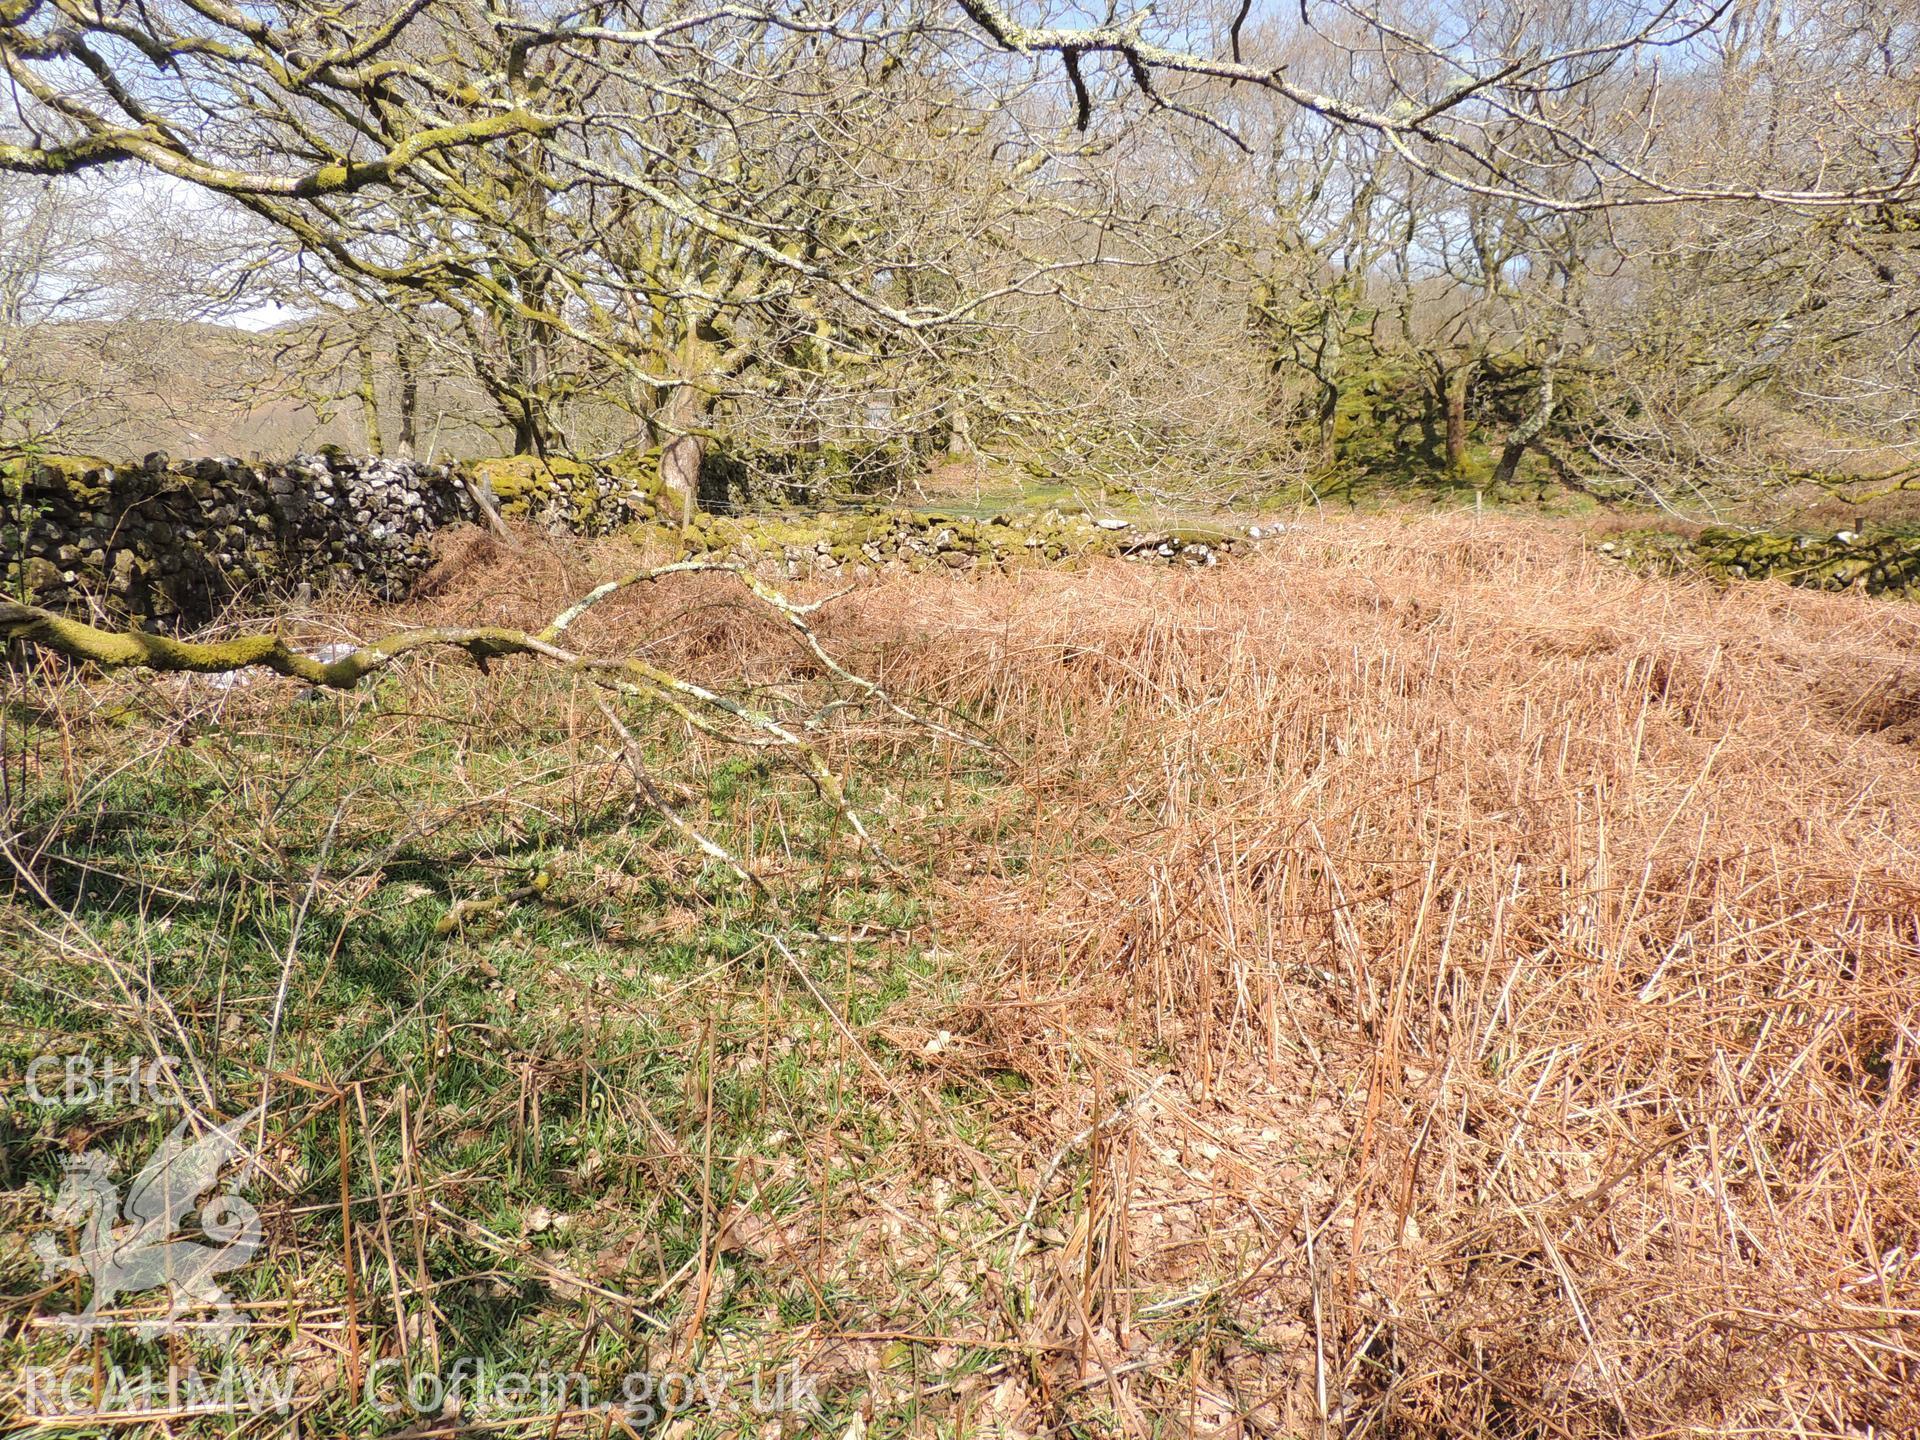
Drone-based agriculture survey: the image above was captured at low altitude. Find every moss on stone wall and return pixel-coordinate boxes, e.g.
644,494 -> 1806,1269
472,455 -> 682,531
1,453 -> 116,505
1596,525 -> 1920,598
6,452 -> 661,630
7,445 -> 1254,633
659,505 -> 1240,578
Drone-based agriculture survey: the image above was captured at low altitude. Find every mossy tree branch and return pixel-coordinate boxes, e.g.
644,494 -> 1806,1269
2,560 -> 967,873
0,601 -> 520,688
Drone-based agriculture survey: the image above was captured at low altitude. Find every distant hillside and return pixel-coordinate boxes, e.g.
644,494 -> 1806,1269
13,318 -> 508,462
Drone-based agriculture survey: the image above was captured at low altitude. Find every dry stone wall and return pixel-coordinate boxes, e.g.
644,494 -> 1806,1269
666,507 -> 1245,578
5,449 -> 1261,634
1597,524 -> 1920,598
4,452 -> 656,629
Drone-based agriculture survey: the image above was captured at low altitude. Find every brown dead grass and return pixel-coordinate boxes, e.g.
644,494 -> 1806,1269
306,515 -> 1920,1435
808,514 -> 1920,1438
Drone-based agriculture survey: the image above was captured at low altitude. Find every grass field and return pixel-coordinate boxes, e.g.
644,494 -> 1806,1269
4,513 -> 1918,1438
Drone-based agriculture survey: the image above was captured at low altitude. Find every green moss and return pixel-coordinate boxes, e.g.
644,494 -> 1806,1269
468,456 -> 588,498
602,447 -> 675,506
5,454 -> 115,506
465,455 -> 620,525
1612,524 -> 1920,599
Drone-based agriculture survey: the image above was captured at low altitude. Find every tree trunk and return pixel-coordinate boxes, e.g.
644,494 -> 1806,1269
509,407 -> 545,457
356,346 -> 384,455
1491,361 -> 1557,490
395,334 -> 419,459
657,330 -> 722,518
1417,384 -> 1442,468
1314,306 -> 1343,466
1444,365 -> 1471,476
660,433 -> 705,526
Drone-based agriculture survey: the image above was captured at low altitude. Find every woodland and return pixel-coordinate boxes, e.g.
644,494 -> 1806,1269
3,5 -> 1919,1439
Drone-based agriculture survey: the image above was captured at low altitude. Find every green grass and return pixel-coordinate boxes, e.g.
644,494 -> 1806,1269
0,656 -> 1019,1436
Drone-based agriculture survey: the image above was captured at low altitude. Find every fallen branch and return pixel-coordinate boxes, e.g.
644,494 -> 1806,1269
1,561 -> 973,876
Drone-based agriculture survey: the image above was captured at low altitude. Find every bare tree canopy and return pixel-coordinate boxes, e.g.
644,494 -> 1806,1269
5,1 -> 1917,203
2,0 -> 1915,497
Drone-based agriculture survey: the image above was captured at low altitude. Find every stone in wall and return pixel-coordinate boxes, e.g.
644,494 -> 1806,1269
5,448 -> 1261,635
1595,525 -> 1920,598
3,452 -> 657,630
656,507 -> 1243,579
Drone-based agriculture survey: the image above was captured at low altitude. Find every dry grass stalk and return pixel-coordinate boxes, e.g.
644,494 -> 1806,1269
828,515 -> 1920,1436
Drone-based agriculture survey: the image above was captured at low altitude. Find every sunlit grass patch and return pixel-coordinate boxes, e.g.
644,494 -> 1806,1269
1,633 -> 1013,1435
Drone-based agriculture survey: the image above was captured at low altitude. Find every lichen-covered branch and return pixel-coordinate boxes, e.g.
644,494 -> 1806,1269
1,600 -> 521,688
2,574 -> 929,874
